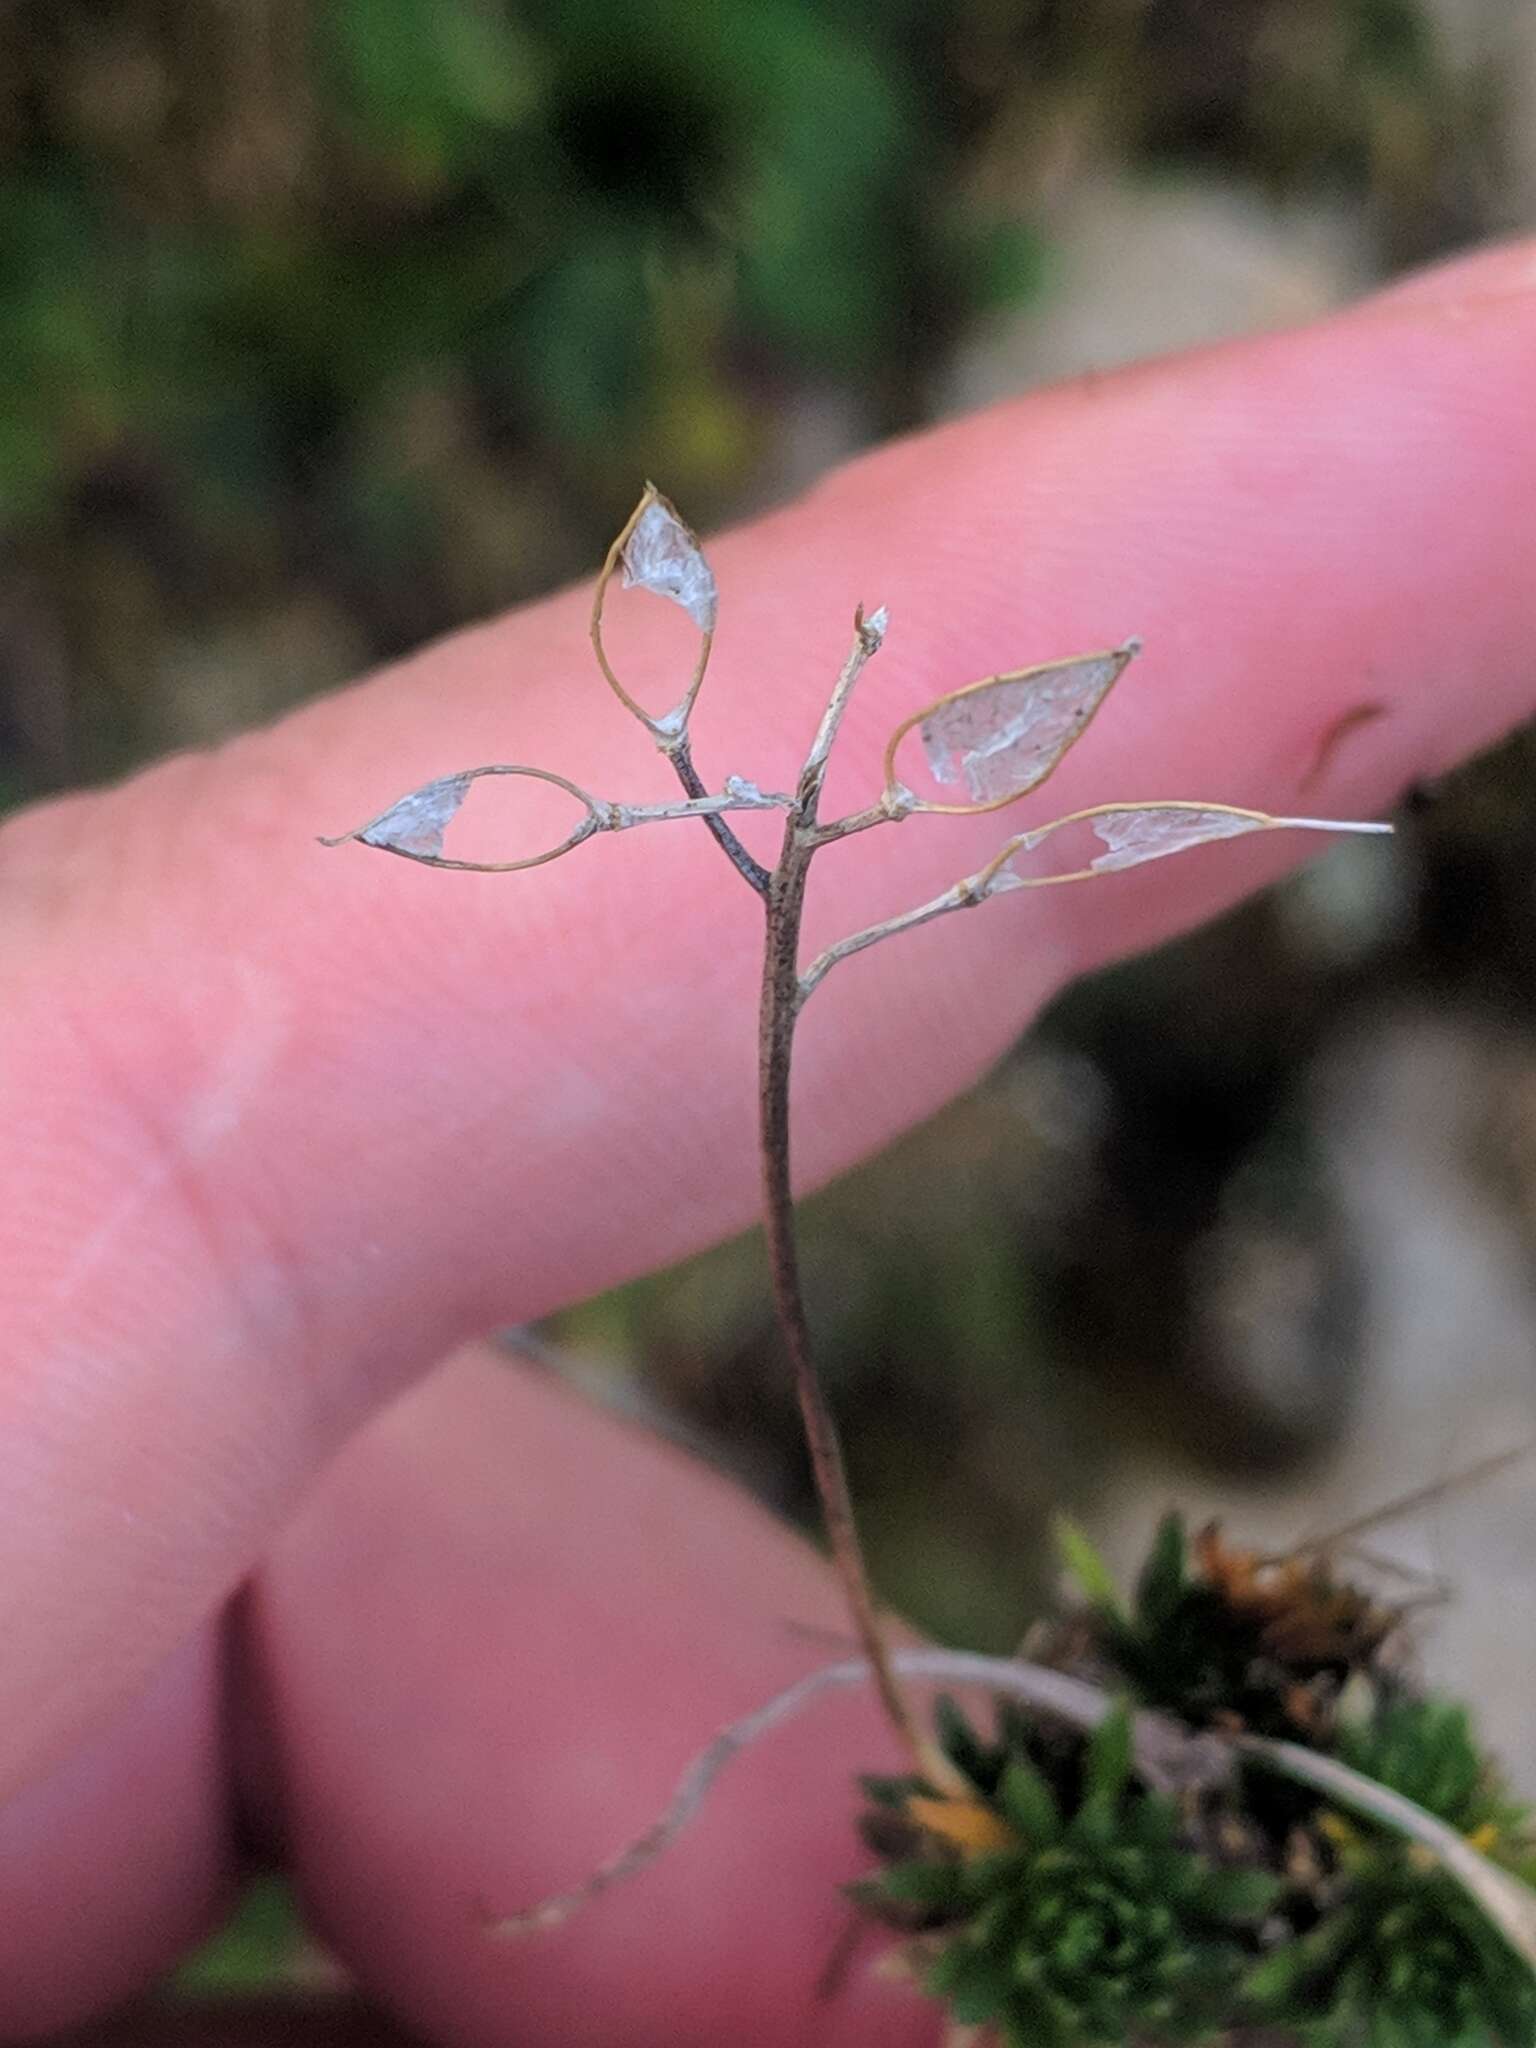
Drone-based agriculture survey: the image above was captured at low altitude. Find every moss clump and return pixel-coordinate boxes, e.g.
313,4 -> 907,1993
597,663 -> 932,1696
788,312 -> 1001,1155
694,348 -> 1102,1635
854,1517 -> 1536,2046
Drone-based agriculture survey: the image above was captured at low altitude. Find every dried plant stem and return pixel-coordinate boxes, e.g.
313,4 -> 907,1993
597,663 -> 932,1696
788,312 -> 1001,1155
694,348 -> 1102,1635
759,819 -> 923,1764
487,1648 -> 1536,1966
799,605 -> 887,789
485,1648 -> 1226,1937
669,736 -> 771,894
580,589 -> 928,1781
749,611 -> 969,1792
799,877 -> 978,1001
481,1651 -> 1174,1936
807,794 -> 909,847
1267,1438 -> 1534,1565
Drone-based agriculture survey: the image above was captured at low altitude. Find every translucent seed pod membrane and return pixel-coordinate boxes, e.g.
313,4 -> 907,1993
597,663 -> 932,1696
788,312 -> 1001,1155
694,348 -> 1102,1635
980,802 -> 1393,895
620,493 -> 718,634
592,485 -> 718,741
320,765 -> 604,871
884,641 -> 1140,814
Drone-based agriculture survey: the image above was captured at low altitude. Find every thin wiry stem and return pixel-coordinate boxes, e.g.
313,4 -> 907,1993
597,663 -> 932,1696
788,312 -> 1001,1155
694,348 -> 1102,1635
797,605 -> 888,796
760,822 -> 923,1762
799,879 -> 980,1003
799,804 -> 1396,999
669,736 -> 773,894
486,1649 -> 1536,1971
482,1648 -> 1226,1937
752,608 -> 952,1785
806,790 -> 911,847
612,785 -> 793,830
1266,1438 -> 1534,1565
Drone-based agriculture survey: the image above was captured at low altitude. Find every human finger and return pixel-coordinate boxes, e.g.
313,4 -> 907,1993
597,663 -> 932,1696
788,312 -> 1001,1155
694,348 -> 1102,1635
2,236 -> 1533,1803
244,1346 -> 936,2048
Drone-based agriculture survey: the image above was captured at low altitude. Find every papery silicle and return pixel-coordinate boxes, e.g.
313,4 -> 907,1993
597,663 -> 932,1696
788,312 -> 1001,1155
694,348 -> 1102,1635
1088,806 -> 1268,872
918,647 -> 1134,807
357,774 -> 471,857
620,496 -> 718,633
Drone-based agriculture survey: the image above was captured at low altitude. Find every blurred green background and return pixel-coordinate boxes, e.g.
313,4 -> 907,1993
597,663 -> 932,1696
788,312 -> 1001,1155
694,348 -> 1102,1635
0,0 -> 1513,806
7,0 -> 1536,2014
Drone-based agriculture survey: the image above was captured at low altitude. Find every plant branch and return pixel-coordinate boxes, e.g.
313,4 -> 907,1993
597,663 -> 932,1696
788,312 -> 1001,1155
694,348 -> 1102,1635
750,606 -> 957,1785
1265,1438 -> 1534,1565
799,803 -> 1396,999
759,822 -> 923,1763
668,737 -> 773,894
799,878 -> 981,1002
486,1650 -> 1536,1972
806,789 -> 912,847
482,1649 -> 1226,1938
797,606 -> 888,799
612,782 -> 793,830
322,767 -> 791,873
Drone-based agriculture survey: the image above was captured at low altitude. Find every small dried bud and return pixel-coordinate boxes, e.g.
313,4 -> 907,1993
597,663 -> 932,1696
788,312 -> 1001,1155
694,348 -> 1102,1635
858,605 -> 890,653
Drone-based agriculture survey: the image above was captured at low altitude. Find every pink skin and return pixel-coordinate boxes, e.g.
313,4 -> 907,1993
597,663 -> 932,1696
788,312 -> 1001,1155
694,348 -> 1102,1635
0,236 -> 1534,2042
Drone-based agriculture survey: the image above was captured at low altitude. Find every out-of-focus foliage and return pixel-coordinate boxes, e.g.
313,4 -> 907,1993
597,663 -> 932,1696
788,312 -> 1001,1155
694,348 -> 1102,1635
1337,1695 -> 1536,1881
1093,1511 -> 1398,1740
0,0 -> 1495,801
0,0 -> 1041,796
170,1875 -> 306,1996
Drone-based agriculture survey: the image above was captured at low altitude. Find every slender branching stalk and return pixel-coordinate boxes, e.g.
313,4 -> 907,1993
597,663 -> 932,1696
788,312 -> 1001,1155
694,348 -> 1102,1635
752,608 -> 940,1775
323,483 -> 1413,1948
667,735 -> 772,893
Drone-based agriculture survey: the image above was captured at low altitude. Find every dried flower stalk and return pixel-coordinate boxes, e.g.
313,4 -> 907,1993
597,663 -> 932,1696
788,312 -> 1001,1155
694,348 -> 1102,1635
324,482 -> 1398,1923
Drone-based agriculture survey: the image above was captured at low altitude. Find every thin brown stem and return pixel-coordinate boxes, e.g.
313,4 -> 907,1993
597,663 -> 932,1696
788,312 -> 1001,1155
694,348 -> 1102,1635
755,647 -> 970,1788
750,609 -> 965,1782
671,738 -> 771,895
1262,1438 -> 1534,1565
758,821 -> 917,1754
798,878 -> 980,1002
